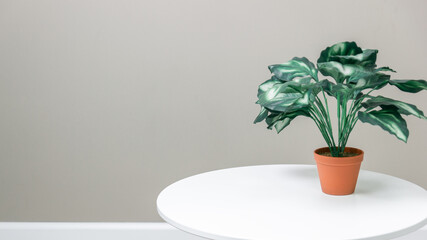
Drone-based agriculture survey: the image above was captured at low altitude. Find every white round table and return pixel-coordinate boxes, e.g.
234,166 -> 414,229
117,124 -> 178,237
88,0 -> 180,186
157,165 -> 427,240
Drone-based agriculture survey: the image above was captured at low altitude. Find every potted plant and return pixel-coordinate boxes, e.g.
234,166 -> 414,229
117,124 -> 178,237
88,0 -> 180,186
254,41 -> 427,195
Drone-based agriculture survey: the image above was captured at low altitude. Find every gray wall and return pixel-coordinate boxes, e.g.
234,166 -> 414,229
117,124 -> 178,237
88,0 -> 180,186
0,0 -> 426,221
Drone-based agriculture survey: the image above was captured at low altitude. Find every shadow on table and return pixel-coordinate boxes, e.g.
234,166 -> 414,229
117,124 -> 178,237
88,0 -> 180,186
282,166 -> 318,179
282,166 -> 390,195
355,177 -> 389,195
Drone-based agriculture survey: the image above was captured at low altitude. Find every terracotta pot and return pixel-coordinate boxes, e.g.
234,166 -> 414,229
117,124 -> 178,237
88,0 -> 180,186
314,147 -> 364,195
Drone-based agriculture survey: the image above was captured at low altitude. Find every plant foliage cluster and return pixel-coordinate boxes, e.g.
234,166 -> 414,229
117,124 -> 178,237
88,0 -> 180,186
254,41 -> 427,157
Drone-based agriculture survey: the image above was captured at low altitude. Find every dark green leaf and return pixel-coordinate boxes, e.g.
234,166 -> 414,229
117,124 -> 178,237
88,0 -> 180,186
389,79 -> 427,93
293,76 -> 312,84
317,62 -> 345,83
330,49 -> 378,68
375,66 -> 396,73
254,107 -> 269,123
266,112 -> 284,129
358,106 -> 409,142
320,79 -> 357,99
274,110 -> 311,133
256,80 -> 315,112
317,62 -> 365,83
351,72 -> 390,90
318,41 -> 363,63
295,89 -> 313,106
347,69 -> 374,83
303,80 -> 324,95
355,91 -> 363,101
319,79 -> 334,95
274,118 -> 292,133
362,96 -> 426,119
257,90 -> 302,112
268,57 -> 318,81
257,77 -> 283,97
317,42 -> 379,83
266,109 -> 310,133
331,83 -> 352,98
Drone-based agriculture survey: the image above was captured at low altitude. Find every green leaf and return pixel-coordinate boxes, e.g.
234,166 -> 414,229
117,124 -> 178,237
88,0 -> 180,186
331,83 -> 352,97
389,79 -> 427,93
317,42 -> 379,83
254,107 -> 269,123
317,62 -> 364,83
293,76 -> 312,84
258,92 -> 305,112
268,57 -> 318,81
256,80 -> 315,112
266,109 -> 310,133
274,118 -> 292,133
266,112 -> 284,129
375,66 -> 396,73
351,72 -> 390,90
358,106 -> 409,142
330,49 -> 378,68
317,62 -> 345,83
362,96 -> 426,119
320,79 -> 357,99
303,80 -> 324,96
257,90 -> 302,112
319,79 -> 334,94
317,54 -> 380,85
257,77 -> 283,97
318,41 -> 363,63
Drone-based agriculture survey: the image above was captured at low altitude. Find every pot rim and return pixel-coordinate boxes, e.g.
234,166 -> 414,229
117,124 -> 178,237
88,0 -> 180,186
314,147 -> 364,166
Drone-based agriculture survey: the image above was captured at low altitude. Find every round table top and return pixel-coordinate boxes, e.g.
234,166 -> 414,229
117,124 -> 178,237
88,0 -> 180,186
157,164 -> 427,240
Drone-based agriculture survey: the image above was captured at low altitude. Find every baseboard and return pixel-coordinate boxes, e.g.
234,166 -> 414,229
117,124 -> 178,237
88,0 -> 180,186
0,222 -> 206,240
0,222 -> 425,240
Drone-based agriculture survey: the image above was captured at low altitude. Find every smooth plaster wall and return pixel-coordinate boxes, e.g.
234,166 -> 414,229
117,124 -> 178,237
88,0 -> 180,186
0,0 -> 426,221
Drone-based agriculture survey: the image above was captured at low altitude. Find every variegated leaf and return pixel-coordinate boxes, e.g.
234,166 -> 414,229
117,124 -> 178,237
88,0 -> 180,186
389,79 -> 427,93
358,106 -> 409,142
375,66 -> 396,73
266,109 -> 310,133
317,62 -> 364,83
257,77 -> 283,97
254,107 -> 269,123
330,49 -> 378,68
317,41 -> 363,63
362,96 -> 426,119
268,57 -> 318,81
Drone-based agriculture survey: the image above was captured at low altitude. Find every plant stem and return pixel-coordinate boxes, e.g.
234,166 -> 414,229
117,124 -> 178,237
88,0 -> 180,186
321,91 -> 333,136
309,109 -> 334,150
339,93 -> 365,152
342,113 -> 359,149
337,94 -> 342,156
339,94 -> 348,154
315,96 -> 335,143
311,83 -> 387,157
310,100 -> 338,156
